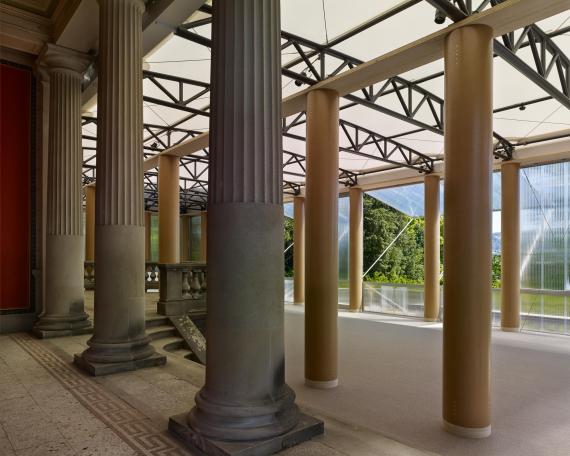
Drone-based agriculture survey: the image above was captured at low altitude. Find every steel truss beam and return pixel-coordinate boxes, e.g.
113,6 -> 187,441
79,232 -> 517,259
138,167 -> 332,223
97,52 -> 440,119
177,6 -> 514,160
426,0 -> 570,109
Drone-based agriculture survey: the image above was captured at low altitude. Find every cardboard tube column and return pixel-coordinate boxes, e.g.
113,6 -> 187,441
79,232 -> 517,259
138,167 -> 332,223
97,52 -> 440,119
424,174 -> 440,321
501,161 -> 521,331
293,196 -> 305,304
158,154 -> 180,264
305,88 -> 339,389
349,187 -> 363,312
443,24 -> 493,438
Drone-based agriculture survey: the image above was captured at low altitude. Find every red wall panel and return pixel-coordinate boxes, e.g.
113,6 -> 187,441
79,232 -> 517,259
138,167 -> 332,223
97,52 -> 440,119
0,63 -> 31,310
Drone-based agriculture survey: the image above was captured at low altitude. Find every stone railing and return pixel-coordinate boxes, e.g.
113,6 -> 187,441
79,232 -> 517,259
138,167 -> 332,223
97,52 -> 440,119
84,261 -> 161,291
145,263 -> 160,290
157,262 -> 207,316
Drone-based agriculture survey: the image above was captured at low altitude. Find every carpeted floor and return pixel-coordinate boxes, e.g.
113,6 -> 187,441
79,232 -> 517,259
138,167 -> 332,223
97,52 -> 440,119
284,305 -> 570,456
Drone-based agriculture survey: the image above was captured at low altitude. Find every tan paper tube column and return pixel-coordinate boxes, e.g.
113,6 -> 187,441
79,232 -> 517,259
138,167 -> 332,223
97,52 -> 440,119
293,196 -> 305,305
443,24 -> 493,438
158,154 -> 180,264
85,185 -> 96,262
349,187 -> 363,312
501,161 -> 521,331
305,88 -> 340,389
424,174 -> 440,321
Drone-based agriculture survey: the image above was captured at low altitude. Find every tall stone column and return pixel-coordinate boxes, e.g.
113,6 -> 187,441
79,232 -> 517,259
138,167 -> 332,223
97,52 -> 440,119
443,25 -> 493,438
424,174 -> 440,321
293,196 -> 305,304
180,215 -> 190,261
349,187 -> 363,312
158,154 -> 180,263
144,211 -> 152,262
85,185 -> 96,262
199,211 -> 207,261
305,89 -> 340,389
75,0 -> 165,375
501,161 -> 521,331
33,44 -> 91,338
169,1 -> 321,451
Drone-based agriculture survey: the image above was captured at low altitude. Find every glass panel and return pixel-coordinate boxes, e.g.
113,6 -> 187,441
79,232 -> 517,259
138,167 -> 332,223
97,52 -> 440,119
189,215 -> 201,261
338,196 -> 349,306
519,162 -> 570,334
150,213 -> 159,262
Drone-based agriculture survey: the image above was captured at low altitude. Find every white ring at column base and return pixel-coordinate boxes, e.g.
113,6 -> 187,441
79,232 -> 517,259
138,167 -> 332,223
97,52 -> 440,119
501,326 -> 520,332
348,308 -> 361,313
443,420 -> 491,439
305,378 -> 338,389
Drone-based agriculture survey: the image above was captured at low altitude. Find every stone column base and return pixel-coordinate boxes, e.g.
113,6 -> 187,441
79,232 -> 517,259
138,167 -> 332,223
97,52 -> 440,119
169,412 -> 323,456
73,352 -> 166,376
33,325 -> 93,339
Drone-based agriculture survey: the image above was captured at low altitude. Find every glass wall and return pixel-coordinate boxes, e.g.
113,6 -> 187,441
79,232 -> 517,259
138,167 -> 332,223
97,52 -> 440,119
189,215 -> 202,261
150,213 -> 159,262
517,162 -> 570,334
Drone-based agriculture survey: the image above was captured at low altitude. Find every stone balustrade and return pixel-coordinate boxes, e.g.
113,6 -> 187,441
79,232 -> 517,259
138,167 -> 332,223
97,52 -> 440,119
84,262 -> 161,292
157,262 -> 207,316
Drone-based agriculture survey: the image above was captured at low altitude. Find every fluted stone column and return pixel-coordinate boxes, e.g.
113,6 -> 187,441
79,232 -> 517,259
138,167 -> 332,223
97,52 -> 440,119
501,161 -> 521,331
33,44 -> 91,338
158,154 -> 180,264
180,215 -> 190,261
75,0 -> 165,375
443,25 -> 493,438
145,211 -> 152,262
85,185 -> 96,262
293,196 -> 305,304
199,211 -> 207,261
305,88 -> 340,389
424,174 -> 440,321
169,1 -> 321,452
349,187 -> 363,312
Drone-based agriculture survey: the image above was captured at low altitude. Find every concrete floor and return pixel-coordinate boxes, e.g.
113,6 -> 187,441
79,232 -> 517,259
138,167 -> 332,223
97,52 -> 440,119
1,293 -> 570,455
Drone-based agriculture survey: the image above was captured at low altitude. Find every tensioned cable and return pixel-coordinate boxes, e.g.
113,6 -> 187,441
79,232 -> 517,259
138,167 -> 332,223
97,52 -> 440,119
321,0 -> 329,44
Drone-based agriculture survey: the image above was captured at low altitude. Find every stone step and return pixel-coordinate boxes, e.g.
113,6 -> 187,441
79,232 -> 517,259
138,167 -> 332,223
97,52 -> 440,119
146,316 -> 170,328
159,336 -> 188,352
147,325 -> 177,341
170,348 -> 193,357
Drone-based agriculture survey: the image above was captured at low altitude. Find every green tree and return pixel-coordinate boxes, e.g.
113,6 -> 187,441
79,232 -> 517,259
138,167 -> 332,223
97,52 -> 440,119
284,216 -> 294,277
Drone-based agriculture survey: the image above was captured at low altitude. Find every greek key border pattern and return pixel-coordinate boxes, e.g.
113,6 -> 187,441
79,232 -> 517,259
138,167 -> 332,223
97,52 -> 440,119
11,333 -> 190,456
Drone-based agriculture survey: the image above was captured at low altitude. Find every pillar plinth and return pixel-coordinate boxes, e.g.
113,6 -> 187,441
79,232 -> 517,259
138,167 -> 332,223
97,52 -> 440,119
305,88 -> 340,388
33,44 -> 92,338
74,0 -> 165,375
85,185 -> 96,262
293,196 -> 305,304
443,25 -> 493,438
158,154 -> 180,264
169,1 -> 322,452
349,187 -> 363,312
501,161 -> 521,331
424,174 -> 440,321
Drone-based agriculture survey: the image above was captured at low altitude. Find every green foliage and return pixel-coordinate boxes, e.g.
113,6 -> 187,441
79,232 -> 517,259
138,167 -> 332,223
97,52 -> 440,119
284,216 -> 294,277
492,254 -> 501,289
363,194 -> 427,285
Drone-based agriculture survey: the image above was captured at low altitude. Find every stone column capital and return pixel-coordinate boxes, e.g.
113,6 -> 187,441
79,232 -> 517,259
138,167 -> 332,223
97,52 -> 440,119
38,43 -> 92,77
97,0 -> 145,14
